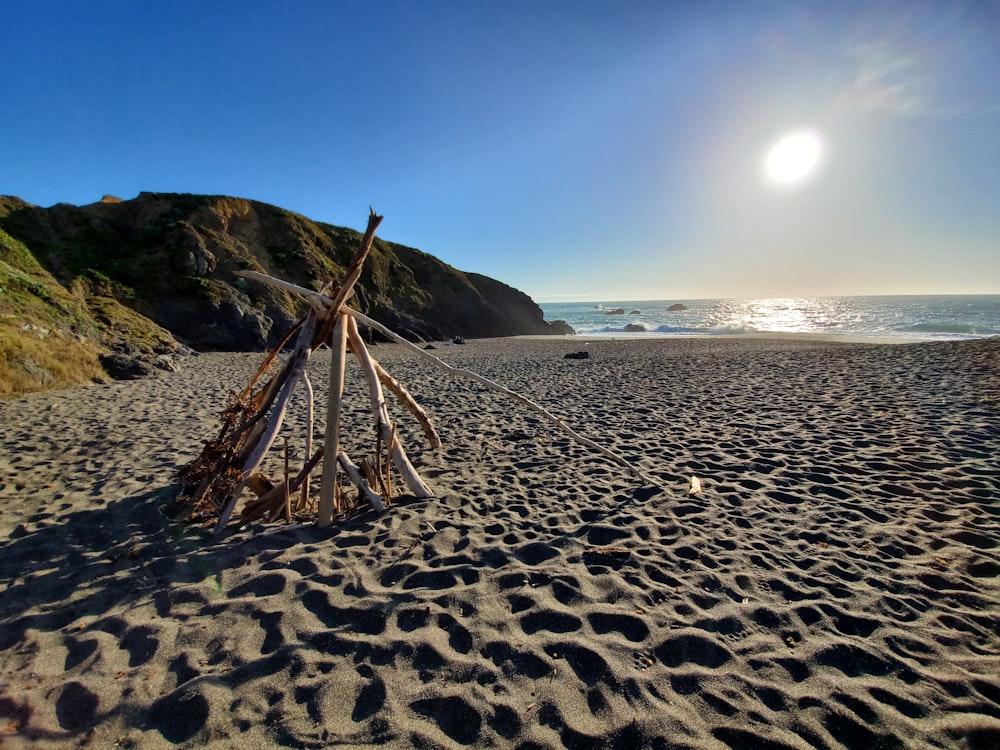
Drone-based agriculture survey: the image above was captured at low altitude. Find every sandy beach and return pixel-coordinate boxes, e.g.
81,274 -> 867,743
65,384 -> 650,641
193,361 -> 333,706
1,336 -> 998,749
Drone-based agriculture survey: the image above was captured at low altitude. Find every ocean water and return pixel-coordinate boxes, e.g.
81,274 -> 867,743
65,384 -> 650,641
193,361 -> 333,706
538,296 -> 1000,341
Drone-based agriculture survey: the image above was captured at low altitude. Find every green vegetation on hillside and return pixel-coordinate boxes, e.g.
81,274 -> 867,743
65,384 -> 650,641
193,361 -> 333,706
0,226 -> 106,397
0,191 -> 561,398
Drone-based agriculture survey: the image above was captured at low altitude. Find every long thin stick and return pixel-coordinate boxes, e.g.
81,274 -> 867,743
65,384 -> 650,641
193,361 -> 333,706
374,428 -> 384,497
318,312 -> 348,527
228,269 -> 662,489
283,438 -> 291,523
233,272 -> 329,310
345,307 -> 663,488
346,315 -> 433,498
373,358 -> 442,449
240,318 -> 304,400
386,423 -> 396,500
300,371 -> 314,511
324,210 -> 383,309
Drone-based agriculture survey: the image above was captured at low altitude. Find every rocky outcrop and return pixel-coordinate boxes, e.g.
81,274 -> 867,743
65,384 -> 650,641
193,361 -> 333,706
99,340 -> 190,380
465,272 -> 558,337
1,193 -> 571,361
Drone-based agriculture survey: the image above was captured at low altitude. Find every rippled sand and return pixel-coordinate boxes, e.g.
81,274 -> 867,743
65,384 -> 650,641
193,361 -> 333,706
1,337 -> 998,748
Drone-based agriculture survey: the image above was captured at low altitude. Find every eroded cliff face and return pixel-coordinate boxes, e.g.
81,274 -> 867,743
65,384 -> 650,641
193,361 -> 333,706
0,192 -> 571,395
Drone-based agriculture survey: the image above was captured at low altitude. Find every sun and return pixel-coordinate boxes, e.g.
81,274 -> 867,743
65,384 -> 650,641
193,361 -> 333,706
763,130 -> 825,186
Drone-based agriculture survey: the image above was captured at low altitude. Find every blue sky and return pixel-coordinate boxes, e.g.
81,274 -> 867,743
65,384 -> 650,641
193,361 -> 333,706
3,1 -> 998,301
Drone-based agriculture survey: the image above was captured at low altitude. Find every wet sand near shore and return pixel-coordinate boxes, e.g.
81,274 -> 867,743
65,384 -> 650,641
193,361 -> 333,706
1,336 -> 998,749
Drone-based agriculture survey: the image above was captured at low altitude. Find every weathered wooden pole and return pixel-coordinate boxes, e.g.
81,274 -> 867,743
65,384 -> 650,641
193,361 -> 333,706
346,315 -> 433,499
318,312 -> 348,526
299,372 -> 314,510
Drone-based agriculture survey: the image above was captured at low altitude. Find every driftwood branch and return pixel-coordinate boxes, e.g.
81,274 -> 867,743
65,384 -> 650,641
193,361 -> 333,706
234,271 -> 327,310
338,451 -> 386,512
230,269 -> 659,485
374,358 -> 442,449
325,210 -> 383,307
318,313 -> 348,527
346,314 -> 433,498
300,371 -> 314,510
345,307 -> 662,487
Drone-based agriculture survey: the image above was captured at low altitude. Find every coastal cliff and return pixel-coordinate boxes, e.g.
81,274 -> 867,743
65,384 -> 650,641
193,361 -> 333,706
0,192 -> 571,396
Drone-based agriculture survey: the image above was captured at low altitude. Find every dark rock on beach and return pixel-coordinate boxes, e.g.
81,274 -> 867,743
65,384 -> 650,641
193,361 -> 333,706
548,319 -> 576,335
98,342 -> 191,381
98,353 -> 156,380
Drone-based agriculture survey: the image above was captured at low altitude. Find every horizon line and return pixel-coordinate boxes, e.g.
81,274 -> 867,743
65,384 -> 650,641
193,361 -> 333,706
534,291 -> 1000,304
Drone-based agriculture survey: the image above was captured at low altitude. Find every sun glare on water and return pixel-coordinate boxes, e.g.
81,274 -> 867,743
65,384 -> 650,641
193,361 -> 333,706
763,130 -> 825,186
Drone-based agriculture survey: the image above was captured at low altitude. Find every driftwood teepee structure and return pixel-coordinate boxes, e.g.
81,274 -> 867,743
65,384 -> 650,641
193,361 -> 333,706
175,210 -> 658,538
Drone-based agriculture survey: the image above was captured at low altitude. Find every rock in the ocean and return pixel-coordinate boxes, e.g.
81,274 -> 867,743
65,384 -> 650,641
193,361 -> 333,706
667,303 -> 688,312
624,323 -> 647,332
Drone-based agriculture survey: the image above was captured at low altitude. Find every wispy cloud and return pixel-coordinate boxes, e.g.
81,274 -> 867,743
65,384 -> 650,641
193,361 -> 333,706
843,45 -> 924,115
838,3 -> 1000,120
